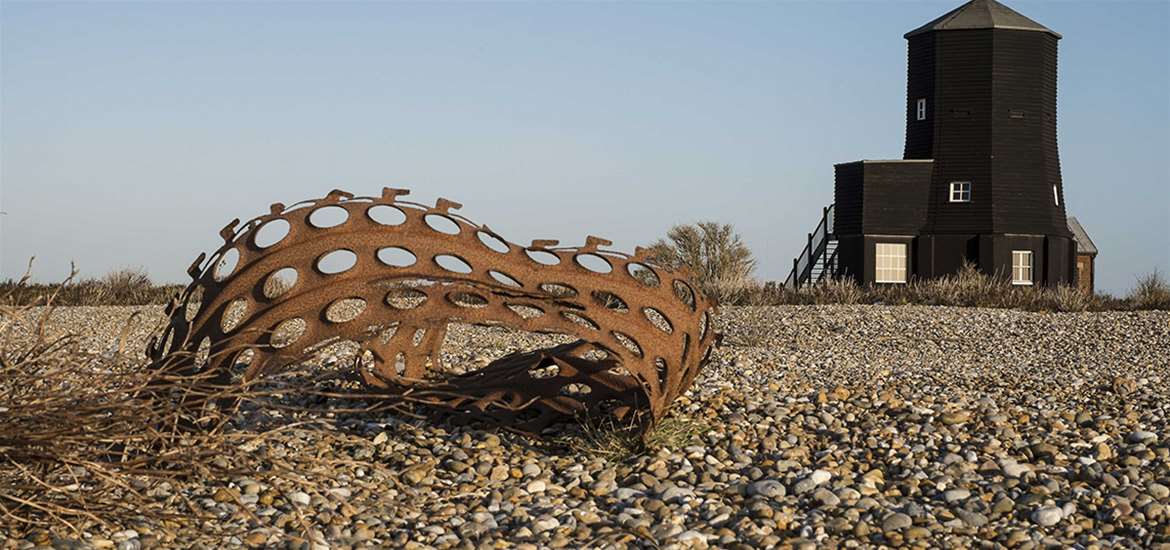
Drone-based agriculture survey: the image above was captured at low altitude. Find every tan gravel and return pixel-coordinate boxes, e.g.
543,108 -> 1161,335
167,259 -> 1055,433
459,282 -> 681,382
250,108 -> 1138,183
2,304 -> 1168,549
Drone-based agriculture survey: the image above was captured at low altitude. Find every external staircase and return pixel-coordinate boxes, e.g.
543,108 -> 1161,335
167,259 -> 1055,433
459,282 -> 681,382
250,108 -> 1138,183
783,205 -> 838,289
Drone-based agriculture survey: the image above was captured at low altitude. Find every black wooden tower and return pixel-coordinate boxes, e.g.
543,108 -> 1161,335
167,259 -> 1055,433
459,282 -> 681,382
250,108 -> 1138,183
787,0 -> 1079,288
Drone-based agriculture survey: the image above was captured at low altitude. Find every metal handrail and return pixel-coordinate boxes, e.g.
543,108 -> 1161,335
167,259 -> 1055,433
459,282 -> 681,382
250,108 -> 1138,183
784,205 -> 835,289
815,246 -> 839,284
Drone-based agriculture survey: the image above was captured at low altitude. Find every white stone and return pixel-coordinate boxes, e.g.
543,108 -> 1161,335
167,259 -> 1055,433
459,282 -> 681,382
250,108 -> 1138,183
1031,506 -> 1063,526
288,491 -> 311,506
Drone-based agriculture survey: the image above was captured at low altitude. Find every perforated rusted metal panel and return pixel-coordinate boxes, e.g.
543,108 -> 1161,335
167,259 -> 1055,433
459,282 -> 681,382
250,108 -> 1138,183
148,189 -> 719,433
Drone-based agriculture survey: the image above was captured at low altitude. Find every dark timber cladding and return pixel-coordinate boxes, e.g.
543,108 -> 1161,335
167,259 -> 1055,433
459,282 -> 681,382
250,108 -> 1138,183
827,0 -> 1078,287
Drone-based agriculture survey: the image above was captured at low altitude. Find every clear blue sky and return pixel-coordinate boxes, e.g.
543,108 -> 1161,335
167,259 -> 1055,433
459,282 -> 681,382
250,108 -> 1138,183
1,0 -> 1167,295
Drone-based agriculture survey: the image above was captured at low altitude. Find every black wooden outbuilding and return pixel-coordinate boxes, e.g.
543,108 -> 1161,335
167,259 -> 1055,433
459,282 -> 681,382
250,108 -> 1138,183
786,0 -> 1095,289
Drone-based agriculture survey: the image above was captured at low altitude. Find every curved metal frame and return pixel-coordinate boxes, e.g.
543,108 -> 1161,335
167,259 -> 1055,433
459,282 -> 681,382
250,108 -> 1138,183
148,188 -> 719,433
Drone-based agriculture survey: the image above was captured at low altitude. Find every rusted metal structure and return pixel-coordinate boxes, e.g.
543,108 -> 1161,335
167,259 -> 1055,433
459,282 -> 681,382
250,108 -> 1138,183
148,189 -> 718,432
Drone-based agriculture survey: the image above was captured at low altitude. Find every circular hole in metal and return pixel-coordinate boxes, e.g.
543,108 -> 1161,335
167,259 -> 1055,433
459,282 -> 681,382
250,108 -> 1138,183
488,270 -> 522,288
376,323 -> 400,344
386,288 -> 428,310
505,303 -> 544,319
608,365 -> 633,377
263,267 -> 298,299
525,249 -> 560,266
611,331 -> 643,357
309,205 -> 349,228
476,231 -> 510,253
221,298 -> 248,333
195,337 -> 211,368
562,311 -> 599,330
254,219 -> 291,248
627,262 -> 661,287
318,249 -> 357,275
376,247 -> 416,267
391,352 -> 407,376
434,254 -> 472,274
424,214 -> 460,235
326,298 -> 366,323
368,205 -> 407,226
270,318 -> 306,348
592,290 -> 628,311
538,283 -> 577,297
449,292 -> 488,309
357,349 -> 376,372
213,249 -> 240,282
582,348 -> 611,361
673,280 -> 697,310
560,383 -> 592,397
185,286 -> 204,322
530,364 -> 560,379
655,357 -> 669,392
233,348 -> 255,371
575,253 -> 612,274
160,328 -> 175,357
643,307 -> 673,333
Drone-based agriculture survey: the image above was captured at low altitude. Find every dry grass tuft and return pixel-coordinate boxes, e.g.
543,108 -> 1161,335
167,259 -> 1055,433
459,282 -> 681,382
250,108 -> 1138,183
1,264 -> 182,307
1128,269 -> 1170,310
0,269 -> 407,539
558,413 -> 708,463
731,263 -> 1166,312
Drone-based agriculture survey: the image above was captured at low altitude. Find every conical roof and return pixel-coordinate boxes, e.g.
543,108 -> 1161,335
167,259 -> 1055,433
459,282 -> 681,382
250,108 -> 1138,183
905,0 -> 1060,39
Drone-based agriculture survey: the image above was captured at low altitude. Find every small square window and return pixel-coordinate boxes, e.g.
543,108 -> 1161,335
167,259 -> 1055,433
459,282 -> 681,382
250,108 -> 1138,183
1012,250 -> 1033,285
1053,185 -> 1060,206
916,98 -> 927,121
949,181 -> 971,203
875,243 -> 908,284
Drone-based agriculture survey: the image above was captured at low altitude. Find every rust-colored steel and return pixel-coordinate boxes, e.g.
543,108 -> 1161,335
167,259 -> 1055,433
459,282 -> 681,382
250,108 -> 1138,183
148,189 -> 719,432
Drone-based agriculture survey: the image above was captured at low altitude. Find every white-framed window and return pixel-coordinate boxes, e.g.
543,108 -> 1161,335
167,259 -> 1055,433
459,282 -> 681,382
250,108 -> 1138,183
875,243 -> 908,284
949,181 -> 971,203
916,98 -> 927,121
1053,185 -> 1060,206
1012,250 -> 1033,286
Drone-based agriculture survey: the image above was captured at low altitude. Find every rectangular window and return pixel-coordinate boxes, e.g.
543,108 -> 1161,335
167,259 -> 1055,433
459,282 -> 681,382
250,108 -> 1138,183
1053,185 -> 1060,206
875,243 -> 908,284
1012,250 -> 1033,285
949,181 -> 971,203
916,98 -> 927,121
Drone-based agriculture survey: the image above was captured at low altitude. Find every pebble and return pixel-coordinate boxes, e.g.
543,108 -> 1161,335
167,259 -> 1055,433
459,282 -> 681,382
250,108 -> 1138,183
1128,431 -> 1158,444
883,512 -> 913,531
287,492 -> 310,506
813,487 -> 840,507
943,488 -> 970,503
532,516 -> 560,534
956,508 -> 989,527
1031,506 -> 1063,526
1002,462 -> 1033,478
747,480 -> 786,499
